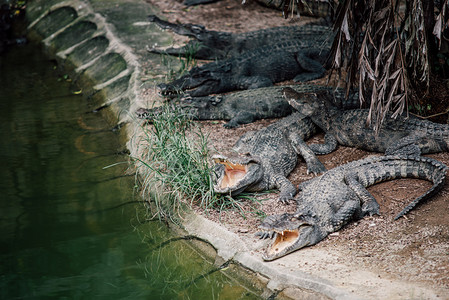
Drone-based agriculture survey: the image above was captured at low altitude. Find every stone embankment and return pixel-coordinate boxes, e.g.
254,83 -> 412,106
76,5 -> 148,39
24,1 -> 447,299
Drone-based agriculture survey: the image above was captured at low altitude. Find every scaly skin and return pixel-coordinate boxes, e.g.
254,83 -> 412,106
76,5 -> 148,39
212,112 -> 326,203
183,0 -> 221,6
158,41 -> 329,97
136,84 -> 358,128
147,15 -> 332,59
258,155 -> 448,261
254,0 -> 336,18
284,88 -> 449,157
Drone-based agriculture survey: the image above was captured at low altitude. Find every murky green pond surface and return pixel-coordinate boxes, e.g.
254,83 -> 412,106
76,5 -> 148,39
0,43 -> 260,299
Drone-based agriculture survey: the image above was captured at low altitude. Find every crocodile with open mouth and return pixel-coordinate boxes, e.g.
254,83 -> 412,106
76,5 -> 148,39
212,111 -> 327,203
257,155 -> 447,261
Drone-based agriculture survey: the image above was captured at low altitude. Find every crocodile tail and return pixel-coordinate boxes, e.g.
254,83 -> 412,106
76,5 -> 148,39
394,156 -> 448,220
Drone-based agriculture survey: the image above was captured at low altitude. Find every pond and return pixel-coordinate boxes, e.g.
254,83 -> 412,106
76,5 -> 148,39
0,42 -> 261,299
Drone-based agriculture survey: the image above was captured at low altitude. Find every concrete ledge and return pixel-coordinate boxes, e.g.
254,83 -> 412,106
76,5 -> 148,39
182,212 -> 361,300
27,0 -> 142,126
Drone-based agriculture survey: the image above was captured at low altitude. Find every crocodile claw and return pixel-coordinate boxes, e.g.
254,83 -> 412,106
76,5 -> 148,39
279,192 -> 295,204
362,201 -> 380,216
280,197 -> 291,205
223,121 -> 238,129
306,161 -> 327,176
255,231 -> 274,239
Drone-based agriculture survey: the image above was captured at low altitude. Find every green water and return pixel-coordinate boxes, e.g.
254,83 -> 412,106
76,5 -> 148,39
0,43 -> 260,299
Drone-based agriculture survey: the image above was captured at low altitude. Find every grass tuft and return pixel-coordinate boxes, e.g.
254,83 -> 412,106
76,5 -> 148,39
133,103 -> 265,223
133,104 -> 213,222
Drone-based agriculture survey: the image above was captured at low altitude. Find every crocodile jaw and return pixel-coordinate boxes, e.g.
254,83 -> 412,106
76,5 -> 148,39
259,213 -> 316,261
212,154 -> 263,195
262,226 -> 313,261
217,160 -> 248,189
264,229 -> 300,259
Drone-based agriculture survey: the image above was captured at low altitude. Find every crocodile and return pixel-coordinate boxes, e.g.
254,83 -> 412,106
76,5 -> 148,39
183,0 -> 222,6
147,15 -> 332,60
283,87 -> 449,157
183,0 -> 335,16
158,41 -> 329,97
212,111 -> 327,203
254,0 -> 337,19
136,84 -> 358,128
257,155 -> 448,261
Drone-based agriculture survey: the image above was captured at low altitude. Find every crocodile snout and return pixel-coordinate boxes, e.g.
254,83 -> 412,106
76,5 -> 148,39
157,83 -> 179,96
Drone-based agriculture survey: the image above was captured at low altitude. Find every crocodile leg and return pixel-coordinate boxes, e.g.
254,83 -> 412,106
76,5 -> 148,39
237,75 -> 274,90
344,173 -> 381,216
223,111 -> 258,129
288,131 -> 326,175
329,196 -> 362,230
308,132 -> 338,155
272,172 -> 297,204
293,49 -> 327,82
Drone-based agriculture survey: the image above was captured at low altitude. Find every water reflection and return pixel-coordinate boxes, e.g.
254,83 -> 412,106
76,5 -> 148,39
0,43 -> 261,299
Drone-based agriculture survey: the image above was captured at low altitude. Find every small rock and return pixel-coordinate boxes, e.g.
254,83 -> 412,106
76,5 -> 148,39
238,228 -> 249,233
329,232 -> 340,237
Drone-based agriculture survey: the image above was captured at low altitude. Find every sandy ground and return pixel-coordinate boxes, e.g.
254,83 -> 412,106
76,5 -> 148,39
144,0 -> 449,297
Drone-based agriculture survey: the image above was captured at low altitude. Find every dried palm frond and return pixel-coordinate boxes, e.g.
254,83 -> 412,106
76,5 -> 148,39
433,0 -> 449,49
329,0 -> 445,130
403,0 -> 430,86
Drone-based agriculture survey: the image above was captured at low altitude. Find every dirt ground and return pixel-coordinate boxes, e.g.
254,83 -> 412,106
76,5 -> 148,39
145,0 -> 449,296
